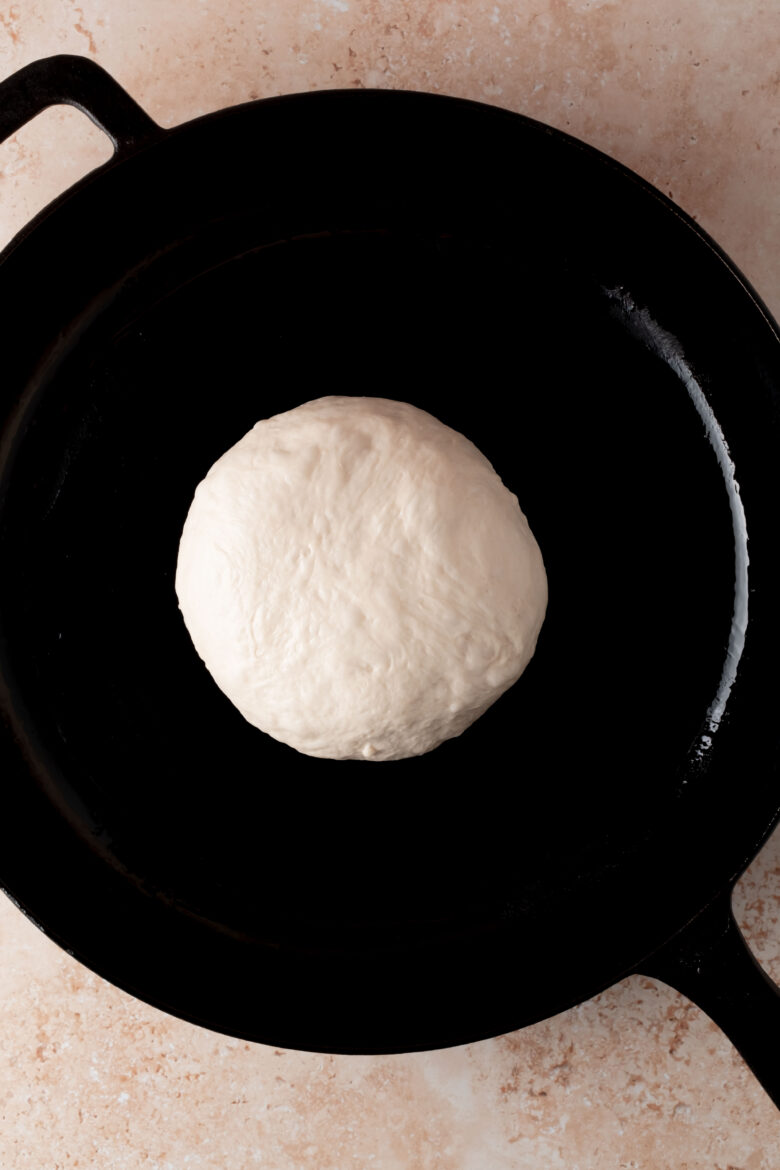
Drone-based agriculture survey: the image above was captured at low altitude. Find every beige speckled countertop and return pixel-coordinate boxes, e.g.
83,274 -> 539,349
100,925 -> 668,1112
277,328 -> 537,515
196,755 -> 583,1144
2,3 -> 780,1166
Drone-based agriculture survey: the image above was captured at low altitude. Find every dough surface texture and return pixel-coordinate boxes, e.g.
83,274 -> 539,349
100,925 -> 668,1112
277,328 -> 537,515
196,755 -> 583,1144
175,396 -> 547,761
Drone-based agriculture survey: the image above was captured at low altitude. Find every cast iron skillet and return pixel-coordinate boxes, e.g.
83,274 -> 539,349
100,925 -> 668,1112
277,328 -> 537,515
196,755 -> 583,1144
1,55 -> 779,1102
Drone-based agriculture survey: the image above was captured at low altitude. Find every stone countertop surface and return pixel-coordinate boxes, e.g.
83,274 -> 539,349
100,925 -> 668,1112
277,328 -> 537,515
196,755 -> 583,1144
1,2 -> 779,1166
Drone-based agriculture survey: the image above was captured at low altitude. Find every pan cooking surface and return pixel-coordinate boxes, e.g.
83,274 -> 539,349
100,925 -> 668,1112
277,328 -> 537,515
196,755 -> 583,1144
0,229 -> 735,933
0,89 -> 777,1050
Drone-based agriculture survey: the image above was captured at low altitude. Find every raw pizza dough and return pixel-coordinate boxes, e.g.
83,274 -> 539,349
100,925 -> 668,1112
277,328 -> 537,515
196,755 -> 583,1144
175,396 -> 547,761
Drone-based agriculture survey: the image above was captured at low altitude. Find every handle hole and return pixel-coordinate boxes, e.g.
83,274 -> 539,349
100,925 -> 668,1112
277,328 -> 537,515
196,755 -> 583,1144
0,104 -> 113,253
731,823 -> 780,983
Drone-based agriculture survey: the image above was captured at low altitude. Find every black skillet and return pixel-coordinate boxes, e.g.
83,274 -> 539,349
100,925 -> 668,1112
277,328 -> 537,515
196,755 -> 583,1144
1,55 -> 779,1104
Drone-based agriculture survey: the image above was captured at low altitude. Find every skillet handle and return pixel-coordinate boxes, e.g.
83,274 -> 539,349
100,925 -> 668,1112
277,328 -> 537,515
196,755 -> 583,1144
0,54 -> 160,153
636,888 -> 780,1109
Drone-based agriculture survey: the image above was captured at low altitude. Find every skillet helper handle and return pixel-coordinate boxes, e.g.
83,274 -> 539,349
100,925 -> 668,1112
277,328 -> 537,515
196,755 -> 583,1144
637,888 -> 780,1108
0,54 -> 160,153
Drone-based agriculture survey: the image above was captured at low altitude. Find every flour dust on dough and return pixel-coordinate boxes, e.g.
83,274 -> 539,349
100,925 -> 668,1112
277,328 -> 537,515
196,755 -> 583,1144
175,396 -> 548,761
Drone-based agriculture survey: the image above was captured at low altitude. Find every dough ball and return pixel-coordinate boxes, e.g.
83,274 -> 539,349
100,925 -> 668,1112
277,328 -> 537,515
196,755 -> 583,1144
175,397 -> 547,761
